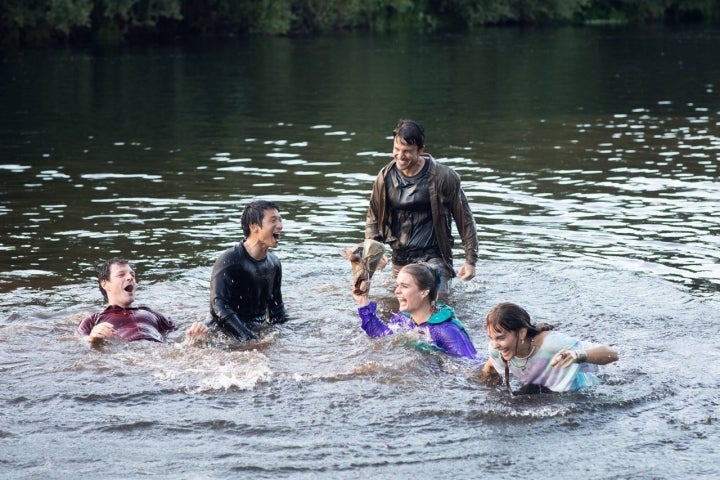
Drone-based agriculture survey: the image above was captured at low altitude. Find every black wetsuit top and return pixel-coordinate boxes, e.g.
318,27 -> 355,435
386,159 -> 439,265
209,242 -> 289,340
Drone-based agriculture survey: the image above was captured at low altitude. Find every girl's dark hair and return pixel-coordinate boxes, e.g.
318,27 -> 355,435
400,263 -> 440,303
97,257 -> 130,302
486,302 -> 554,338
393,119 -> 425,150
241,200 -> 280,237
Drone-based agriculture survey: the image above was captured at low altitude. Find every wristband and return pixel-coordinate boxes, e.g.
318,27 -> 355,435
575,349 -> 588,363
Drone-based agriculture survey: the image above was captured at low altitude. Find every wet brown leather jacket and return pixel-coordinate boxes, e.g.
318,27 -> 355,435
365,154 -> 479,277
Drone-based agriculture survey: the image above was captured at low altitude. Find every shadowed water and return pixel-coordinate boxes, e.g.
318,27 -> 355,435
1,26 -> 719,479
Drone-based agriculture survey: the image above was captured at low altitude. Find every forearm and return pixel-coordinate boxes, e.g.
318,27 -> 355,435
269,302 -> 289,324
480,359 -> 502,385
586,345 -> 618,365
551,344 -> 618,368
85,321 -> 114,347
459,222 -> 478,266
211,296 -> 237,322
365,209 -> 381,241
211,298 -> 258,340
453,198 -> 479,265
269,274 -> 289,323
357,301 -> 392,338
219,314 -> 259,341
365,178 -> 385,241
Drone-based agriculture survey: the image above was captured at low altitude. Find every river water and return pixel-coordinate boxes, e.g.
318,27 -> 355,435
1,26 -> 719,479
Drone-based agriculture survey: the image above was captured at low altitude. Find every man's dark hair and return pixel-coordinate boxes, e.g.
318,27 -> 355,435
97,257 -> 130,302
241,200 -> 280,237
393,119 -> 425,149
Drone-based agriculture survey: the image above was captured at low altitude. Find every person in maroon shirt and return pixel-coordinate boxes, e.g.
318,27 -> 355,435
77,257 -> 207,347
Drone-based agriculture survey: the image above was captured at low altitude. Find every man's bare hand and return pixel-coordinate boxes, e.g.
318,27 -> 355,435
457,262 -> 476,281
88,322 -> 114,346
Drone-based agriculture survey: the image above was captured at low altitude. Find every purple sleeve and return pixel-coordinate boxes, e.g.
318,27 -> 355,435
357,301 -> 393,338
429,322 -> 478,359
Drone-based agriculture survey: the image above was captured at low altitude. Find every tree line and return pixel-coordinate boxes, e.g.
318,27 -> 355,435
1,0 -> 718,47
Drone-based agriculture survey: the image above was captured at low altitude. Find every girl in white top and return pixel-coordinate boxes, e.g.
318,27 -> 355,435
481,302 -> 618,394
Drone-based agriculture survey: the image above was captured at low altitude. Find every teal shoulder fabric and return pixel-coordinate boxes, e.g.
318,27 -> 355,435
422,303 -> 468,333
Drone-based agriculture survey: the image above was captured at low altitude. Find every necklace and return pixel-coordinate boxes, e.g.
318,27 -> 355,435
510,338 -> 536,370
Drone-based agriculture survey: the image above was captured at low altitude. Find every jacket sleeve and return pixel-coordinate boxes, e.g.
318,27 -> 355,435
214,307 -> 259,341
365,168 -> 387,242
268,261 -> 289,324
449,173 -> 479,266
357,301 -> 393,338
430,322 -> 478,359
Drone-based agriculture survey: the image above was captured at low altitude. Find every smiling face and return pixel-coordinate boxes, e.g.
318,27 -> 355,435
394,269 -> 430,316
250,207 -> 282,249
486,325 -> 527,361
392,137 -> 424,176
101,262 -> 137,308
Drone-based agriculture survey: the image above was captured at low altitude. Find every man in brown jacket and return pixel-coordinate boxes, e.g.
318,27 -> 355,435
365,119 -> 479,297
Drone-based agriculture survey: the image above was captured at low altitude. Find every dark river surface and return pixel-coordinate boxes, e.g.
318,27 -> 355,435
1,26 -> 719,479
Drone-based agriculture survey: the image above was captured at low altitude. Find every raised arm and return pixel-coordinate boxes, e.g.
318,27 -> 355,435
353,290 -> 393,338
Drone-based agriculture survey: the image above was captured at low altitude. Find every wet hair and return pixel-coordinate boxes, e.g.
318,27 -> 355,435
399,263 -> 440,303
393,119 -> 425,150
486,302 -> 555,396
485,302 -> 554,338
241,200 -> 280,237
97,257 -> 130,302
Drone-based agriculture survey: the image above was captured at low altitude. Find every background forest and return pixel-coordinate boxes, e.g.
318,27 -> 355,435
1,0 -> 718,47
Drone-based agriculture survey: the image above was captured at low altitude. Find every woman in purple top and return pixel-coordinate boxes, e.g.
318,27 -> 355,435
76,257 -> 207,347
352,263 -> 478,359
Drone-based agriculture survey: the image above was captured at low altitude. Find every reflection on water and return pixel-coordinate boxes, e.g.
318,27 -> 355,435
1,101 -> 717,293
1,26 -> 719,479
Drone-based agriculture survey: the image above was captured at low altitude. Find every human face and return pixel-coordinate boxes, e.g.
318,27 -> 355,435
101,263 -> 137,308
393,137 -> 424,176
250,208 -> 283,248
486,326 -> 527,361
394,270 -> 430,317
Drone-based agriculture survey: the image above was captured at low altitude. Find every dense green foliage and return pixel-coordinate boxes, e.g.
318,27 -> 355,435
1,0 -> 718,46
